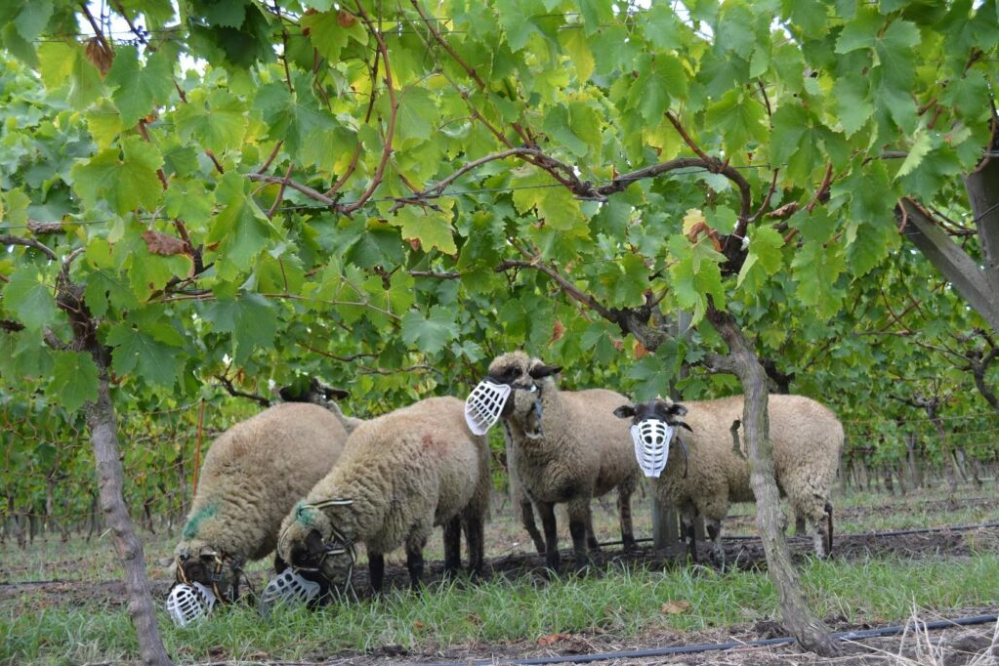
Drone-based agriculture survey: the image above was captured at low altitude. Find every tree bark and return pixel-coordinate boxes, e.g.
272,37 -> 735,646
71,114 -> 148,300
898,195 -> 999,331
966,157 -> 999,283
929,417 -> 958,494
654,310 -> 691,553
906,433 -> 923,488
707,305 -> 839,656
86,376 -> 173,666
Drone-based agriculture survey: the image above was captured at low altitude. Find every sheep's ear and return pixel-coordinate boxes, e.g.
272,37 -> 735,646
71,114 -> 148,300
613,404 -> 636,419
667,402 -> 688,417
529,363 -> 562,379
312,377 -> 349,400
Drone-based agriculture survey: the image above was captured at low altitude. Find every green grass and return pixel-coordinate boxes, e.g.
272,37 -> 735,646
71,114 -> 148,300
3,484 -> 998,665
4,552 -> 999,666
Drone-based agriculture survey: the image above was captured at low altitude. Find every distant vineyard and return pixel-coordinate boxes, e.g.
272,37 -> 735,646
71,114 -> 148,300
3,393 -> 997,547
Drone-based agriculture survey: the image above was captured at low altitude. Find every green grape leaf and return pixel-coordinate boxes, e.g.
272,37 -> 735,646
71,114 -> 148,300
174,88 -> 248,153
207,173 -> 275,276
49,351 -> 100,412
71,136 -> 164,215
391,207 -> 457,254
106,324 -> 183,387
37,41 -> 103,109
4,266 -> 57,331
511,170 -> 583,231
106,46 -> 175,127
704,89 -> 768,157
401,306 -> 460,354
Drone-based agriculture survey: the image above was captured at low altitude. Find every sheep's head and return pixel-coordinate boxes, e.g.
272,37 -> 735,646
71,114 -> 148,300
173,539 -> 244,603
486,352 -> 561,439
613,397 -> 688,425
275,500 -> 356,602
614,397 -> 692,479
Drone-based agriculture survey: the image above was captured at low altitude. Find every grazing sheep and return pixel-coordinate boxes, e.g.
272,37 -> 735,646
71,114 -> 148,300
279,377 -> 365,434
276,396 -> 491,596
613,395 -> 843,560
174,402 -> 349,602
487,351 -> 640,572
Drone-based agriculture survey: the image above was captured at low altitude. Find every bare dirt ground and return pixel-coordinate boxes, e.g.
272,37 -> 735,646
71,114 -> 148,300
3,524 -> 998,609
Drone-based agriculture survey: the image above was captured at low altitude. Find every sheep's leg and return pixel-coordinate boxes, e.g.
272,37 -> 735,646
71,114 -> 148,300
680,506 -> 698,563
368,553 -> 385,594
405,543 -> 425,590
794,510 -> 807,535
706,519 -> 725,567
618,484 -> 636,551
462,513 -> 485,577
808,502 -> 832,559
537,500 -> 561,572
567,499 -> 593,572
585,508 -> 600,552
443,515 -> 462,578
680,516 -> 697,563
520,498 -> 547,555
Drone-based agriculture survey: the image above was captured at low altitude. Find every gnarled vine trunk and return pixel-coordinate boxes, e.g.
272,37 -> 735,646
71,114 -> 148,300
86,375 -> 173,666
707,305 -> 839,656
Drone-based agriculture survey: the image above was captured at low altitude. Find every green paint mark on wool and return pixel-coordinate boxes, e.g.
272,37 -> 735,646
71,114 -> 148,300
183,502 -> 219,539
294,501 -> 315,526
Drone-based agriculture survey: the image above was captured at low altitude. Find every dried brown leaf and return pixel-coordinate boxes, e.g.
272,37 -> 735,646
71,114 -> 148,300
537,633 -> 572,647
84,38 -> 114,76
550,319 -> 566,344
142,230 -> 189,256
661,600 -> 692,615
337,9 -> 357,27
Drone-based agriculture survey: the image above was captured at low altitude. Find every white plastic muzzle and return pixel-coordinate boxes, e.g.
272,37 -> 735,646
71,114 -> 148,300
166,582 -> 217,627
464,379 -> 512,435
630,419 -> 676,478
258,569 -> 321,614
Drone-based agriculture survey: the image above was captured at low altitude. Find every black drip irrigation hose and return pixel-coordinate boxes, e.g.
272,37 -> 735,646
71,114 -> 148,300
412,613 -> 999,666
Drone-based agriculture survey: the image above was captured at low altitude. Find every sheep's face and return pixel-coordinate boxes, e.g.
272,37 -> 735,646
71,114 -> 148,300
613,398 -> 688,426
174,541 -> 239,599
487,352 -> 561,438
277,501 -> 356,599
614,398 -> 691,479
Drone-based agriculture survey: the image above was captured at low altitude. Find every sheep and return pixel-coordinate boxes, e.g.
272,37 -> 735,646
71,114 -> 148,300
173,402 -> 350,603
275,396 -> 491,597
503,422 -> 602,556
486,351 -> 640,572
613,394 -> 843,561
279,376 -> 365,434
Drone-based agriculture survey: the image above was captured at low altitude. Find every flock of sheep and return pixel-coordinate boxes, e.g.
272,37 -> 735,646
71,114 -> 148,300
167,351 -> 844,625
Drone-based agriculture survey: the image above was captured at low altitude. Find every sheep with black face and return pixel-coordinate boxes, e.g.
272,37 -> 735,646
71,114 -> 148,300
614,394 -> 843,560
485,351 -> 640,572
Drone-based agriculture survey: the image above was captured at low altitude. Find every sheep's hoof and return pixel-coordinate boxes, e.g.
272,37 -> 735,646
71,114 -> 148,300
709,545 -> 727,570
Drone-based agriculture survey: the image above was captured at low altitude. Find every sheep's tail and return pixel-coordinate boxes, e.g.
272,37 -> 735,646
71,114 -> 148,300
824,501 -> 834,556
